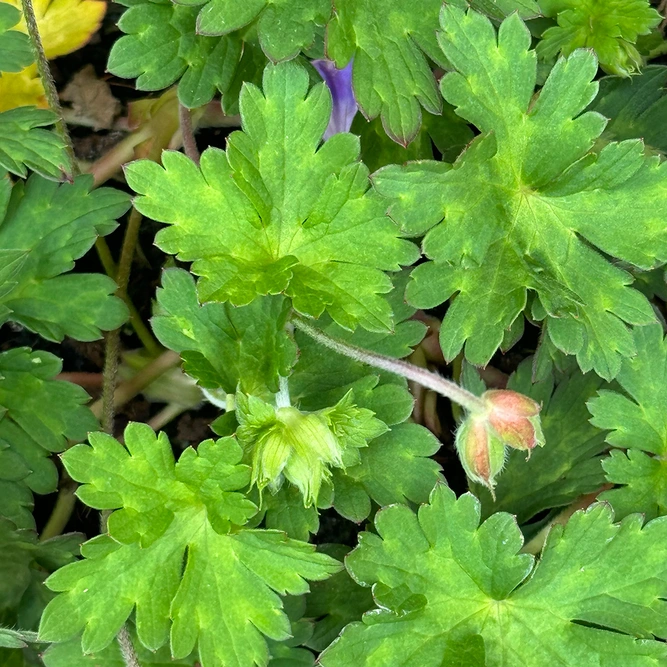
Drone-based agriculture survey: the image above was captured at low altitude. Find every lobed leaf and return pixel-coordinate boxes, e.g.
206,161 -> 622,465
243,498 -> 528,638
588,323 -> 667,520
320,484 -> 667,666
39,424 -> 341,667
374,7 -> 667,380
0,107 -> 67,179
126,61 -> 418,333
0,3 -> 32,73
107,0 -> 242,109
0,173 -> 129,341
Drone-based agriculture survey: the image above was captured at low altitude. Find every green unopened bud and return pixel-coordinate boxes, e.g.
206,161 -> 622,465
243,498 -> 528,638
455,416 -> 507,499
236,391 -> 386,507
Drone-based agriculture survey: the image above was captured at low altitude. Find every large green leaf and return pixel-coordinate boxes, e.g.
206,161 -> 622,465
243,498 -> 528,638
126,62 -> 418,333
0,348 -> 98,496
107,0 -> 242,108
373,7 -> 667,380
588,323 -> 667,520
39,424 -> 341,667
537,0 -> 661,76
0,174 -> 129,341
475,358 -> 608,524
0,4 -> 32,73
151,268 -> 296,397
0,108 -> 68,179
320,484 -> 667,666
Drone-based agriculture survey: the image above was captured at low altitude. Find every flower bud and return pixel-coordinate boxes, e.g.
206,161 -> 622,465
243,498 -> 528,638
455,416 -> 507,499
455,389 -> 544,498
482,389 -> 544,456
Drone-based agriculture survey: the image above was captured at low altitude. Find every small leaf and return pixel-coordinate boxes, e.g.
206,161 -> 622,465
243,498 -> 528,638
0,174 -> 130,341
0,4 -> 32,73
107,1 -> 242,108
0,107 -> 67,178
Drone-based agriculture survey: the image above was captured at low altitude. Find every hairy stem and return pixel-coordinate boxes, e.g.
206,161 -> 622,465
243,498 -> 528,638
179,104 -> 200,165
116,627 -> 141,667
292,315 -> 485,413
20,0 -> 77,178
92,350 -> 182,420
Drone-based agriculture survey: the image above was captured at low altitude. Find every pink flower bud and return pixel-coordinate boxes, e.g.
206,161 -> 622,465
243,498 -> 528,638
482,389 -> 544,456
455,416 -> 507,499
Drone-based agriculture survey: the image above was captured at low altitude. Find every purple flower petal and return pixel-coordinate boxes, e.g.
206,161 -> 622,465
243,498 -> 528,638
312,59 -> 357,139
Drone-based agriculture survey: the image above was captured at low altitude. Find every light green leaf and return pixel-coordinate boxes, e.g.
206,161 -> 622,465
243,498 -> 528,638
320,484 -> 667,666
253,484 -> 321,541
151,268 -> 296,397
374,7 -> 667,380
0,348 -> 98,496
475,358 -> 608,523
326,0 -> 444,145
0,174 -> 130,341
0,4 -> 33,73
0,108 -> 67,179
304,544 -> 374,652
185,0 -> 330,62
107,0 -> 242,108
450,0 -> 542,20
126,61 -> 418,333
588,323 -> 667,520
537,0 -> 661,76
39,423 -> 341,667
591,65 -> 667,154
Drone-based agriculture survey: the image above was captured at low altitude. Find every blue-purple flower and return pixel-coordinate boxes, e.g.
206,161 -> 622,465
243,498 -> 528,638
312,59 -> 357,139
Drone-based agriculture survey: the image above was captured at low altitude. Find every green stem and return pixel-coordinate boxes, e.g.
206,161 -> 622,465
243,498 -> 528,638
39,481 -> 77,541
20,0 -> 76,179
292,315 -> 485,414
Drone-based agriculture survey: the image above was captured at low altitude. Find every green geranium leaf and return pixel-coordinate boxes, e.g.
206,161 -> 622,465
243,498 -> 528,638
0,174 -> 129,341
588,323 -> 667,520
475,358 -> 607,524
182,0 -> 330,62
39,423 -> 341,667
0,628 -> 40,650
107,0 -> 242,108
374,7 -> 667,380
0,348 -> 98,496
126,61 -> 417,332
450,0 -> 542,20
151,268 -> 296,397
0,4 -> 33,73
537,0 -> 661,76
0,481 -> 33,531
591,65 -> 667,154
326,0 -> 444,145
0,108 -> 68,179
304,544 -> 374,652
252,484 -> 321,541
320,484 -> 667,666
